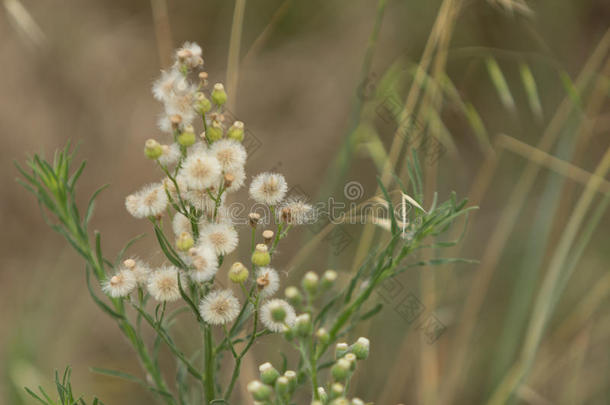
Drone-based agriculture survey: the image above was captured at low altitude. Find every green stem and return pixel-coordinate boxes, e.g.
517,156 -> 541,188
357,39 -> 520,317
204,325 -> 216,403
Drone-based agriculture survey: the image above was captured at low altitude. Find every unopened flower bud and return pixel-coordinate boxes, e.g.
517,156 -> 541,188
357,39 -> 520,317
259,362 -> 280,385
351,399 -> 365,405
178,125 -> 196,146
145,139 -> 163,159
227,121 -> 244,142
335,342 -> 349,359
247,380 -> 272,401
284,370 -> 297,392
223,173 -> 234,189
198,71 -> 208,86
285,286 -> 302,307
275,376 -> 290,397
249,212 -> 261,227
351,337 -> 370,360
170,114 -> 182,130
316,328 -> 330,344
321,269 -> 338,290
195,92 -> 212,113
330,399 -> 349,405
302,271 -> 319,296
252,244 -> 271,267
211,83 -> 227,106
229,262 -> 249,283
295,313 -> 312,337
344,353 -> 357,371
330,383 -> 344,399
331,358 -> 351,381
317,387 -> 328,403
262,229 -> 274,245
206,121 -> 223,142
123,259 -> 136,269
176,232 -> 194,252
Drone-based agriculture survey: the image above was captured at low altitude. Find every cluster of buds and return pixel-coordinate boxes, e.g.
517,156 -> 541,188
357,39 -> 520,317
247,363 -> 297,403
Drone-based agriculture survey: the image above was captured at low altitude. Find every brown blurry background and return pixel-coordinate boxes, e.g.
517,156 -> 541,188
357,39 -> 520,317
1,0 -> 610,404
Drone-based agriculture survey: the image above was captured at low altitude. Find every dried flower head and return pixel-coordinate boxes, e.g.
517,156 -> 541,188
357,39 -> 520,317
199,289 -> 240,325
279,197 -> 314,225
148,266 -> 182,302
122,258 -> 151,285
249,173 -> 288,205
175,42 -> 203,68
255,267 -> 280,298
158,143 -> 181,167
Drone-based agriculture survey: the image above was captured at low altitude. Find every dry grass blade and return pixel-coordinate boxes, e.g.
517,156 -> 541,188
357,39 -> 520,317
150,0 -> 173,68
226,0 -> 247,110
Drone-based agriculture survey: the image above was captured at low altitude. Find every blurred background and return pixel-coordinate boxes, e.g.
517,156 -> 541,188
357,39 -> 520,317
1,0 -> 609,404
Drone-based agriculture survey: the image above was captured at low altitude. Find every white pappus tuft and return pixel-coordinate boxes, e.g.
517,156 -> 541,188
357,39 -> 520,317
158,143 -> 181,167
147,266 -> 182,302
188,244 -> 219,283
102,269 -> 137,298
125,183 -> 168,219
278,197 -> 315,225
180,151 -> 222,191
249,173 -> 288,205
199,289 -> 240,325
199,223 -> 238,256
210,139 -> 247,172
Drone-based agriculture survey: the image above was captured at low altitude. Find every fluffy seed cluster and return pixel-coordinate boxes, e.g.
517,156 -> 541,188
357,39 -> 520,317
249,173 -> 288,205
200,289 -> 240,325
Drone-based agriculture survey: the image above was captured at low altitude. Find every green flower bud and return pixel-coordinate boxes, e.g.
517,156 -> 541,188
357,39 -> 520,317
321,269 -> 338,290
344,353 -> 357,371
317,387 -> 328,403
259,362 -> 280,386
351,398 -> 365,405
145,139 -> 163,159
275,376 -> 290,397
283,326 -> 295,341
283,370 -> 297,392
285,286 -> 303,308
247,380 -> 272,401
295,313 -> 312,337
330,398 -> 349,405
270,303 -> 287,323
330,383 -> 344,399
251,244 -> 271,267
177,125 -> 196,147
316,328 -> 330,344
331,358 -> 351,381
311,401 -> 324,405
227,121 -> 245,142
335,342 -> 350,359
228,262 -> 249,283
206,121 -> 223,142
351,337 -> 370,360
195,92 -> 212,113
302,271 -> 319,296
175,232 -> 194,252
211,83 -> 227,106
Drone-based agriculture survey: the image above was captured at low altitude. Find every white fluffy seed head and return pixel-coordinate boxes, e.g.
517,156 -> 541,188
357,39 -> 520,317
199,289 -> 240,325
260,299 -> 296,332
158,143 -> 181,167
199,223 -> 238,256
249,173 -> 288,205
279,197 -> 315,225
102,269 -> 136,298
175,42 -> 203,68
222,166 -> 246,193
122,258 -> 151,285
125,183 -> 168,219
148,266 -> 182,302
211,139 -> 247,172
255,267 -> 280,298
188,244 -> 219,282
172,212 -> 192,236
181,151 -> 222,191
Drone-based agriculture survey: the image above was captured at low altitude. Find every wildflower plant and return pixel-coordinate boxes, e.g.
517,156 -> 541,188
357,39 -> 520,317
17,42 -> 473,404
